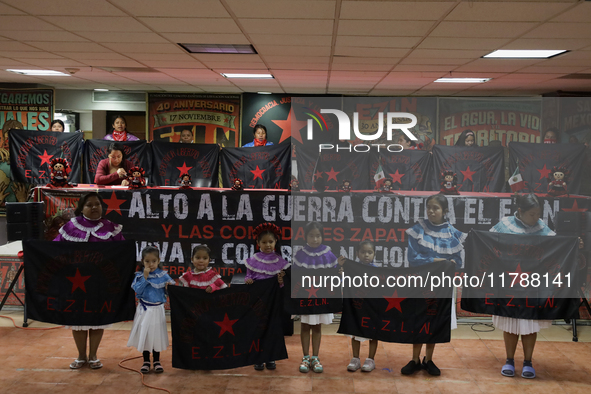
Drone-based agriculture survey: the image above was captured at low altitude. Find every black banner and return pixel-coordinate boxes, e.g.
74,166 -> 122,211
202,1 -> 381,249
431,145 -> 505,192
23,240 -> 136,326
150,140 -> 219,187
8,129 -> 83,185
461,231 -> 582,319
337,261 -> 454,343
284,268 -> 343,315
295,147 -> 319,190
508,142 -> 585,194
370,150 -> 432,191
220,141 -> 291,189
315,151 -> 371,190
83,139 -> 152,184
169,280 -> 288,370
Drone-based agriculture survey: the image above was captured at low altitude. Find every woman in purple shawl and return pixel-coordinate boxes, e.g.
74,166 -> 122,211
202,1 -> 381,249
54,192 -> 124,370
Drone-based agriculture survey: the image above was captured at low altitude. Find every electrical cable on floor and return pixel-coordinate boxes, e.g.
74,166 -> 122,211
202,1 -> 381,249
469,322 -> 495,332
0,315 -> 63,330
118,355 -> 171,393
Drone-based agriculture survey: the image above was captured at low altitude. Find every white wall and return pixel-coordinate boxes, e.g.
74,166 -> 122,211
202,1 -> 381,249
55,90 -> 146,112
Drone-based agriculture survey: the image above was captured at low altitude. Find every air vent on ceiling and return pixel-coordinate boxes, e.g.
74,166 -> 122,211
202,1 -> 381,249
98,67 -> 158,73
558,74 -> 591,80
92,91 -> 146,103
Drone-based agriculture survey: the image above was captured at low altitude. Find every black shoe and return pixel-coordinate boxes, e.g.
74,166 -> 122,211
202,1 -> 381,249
401,360 -> 422,375
422,357 -> 440,376
254,364 -> 265,371
266,361 -> 276,370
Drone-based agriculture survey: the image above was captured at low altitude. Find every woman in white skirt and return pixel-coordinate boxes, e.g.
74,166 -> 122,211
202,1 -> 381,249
127,246 -> 175,373
489,193 -> 582,379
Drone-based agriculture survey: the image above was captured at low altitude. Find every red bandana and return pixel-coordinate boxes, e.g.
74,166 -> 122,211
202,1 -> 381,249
112,130 -> 127,141
254,139 -> 267,147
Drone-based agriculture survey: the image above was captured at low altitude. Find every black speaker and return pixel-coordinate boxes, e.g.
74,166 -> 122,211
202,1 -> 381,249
5,202 -> 45,241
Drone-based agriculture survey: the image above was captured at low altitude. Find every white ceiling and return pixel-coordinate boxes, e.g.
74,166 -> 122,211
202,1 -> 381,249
1,0 -> 591,96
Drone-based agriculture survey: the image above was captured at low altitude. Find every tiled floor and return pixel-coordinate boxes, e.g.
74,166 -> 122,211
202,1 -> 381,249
1,309 -> 590,394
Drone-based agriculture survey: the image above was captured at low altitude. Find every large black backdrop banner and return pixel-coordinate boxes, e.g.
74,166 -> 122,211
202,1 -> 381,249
370,150 -> 432,191
83,139 -> 152,184
508,142 -> 585,194
220,141 -> 291,189
461,231 -> 582,319
23,240 -> 136,326
295,147 -> 319,190
431,145 -> 505,192
169,280 -> 288,370
150,140 -> 219,187
9,129 -> 83,184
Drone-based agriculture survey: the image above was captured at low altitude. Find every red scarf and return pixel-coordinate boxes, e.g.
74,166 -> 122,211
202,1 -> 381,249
544,138 -> 556,144
254,139 -> 267,147
112,130 -> 127,141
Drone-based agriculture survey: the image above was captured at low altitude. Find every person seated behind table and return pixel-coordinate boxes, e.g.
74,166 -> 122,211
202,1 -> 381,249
94,142 -> 131,186
242,124 -> 274,147
51,120 -> 65,132
455,129 -> 476,147
103,115 -> 139,142
180,128 -> 193,143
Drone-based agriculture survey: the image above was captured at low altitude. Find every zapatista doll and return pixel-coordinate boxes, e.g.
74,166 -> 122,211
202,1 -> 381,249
127,166 -> 146,189
339,179 -> 352,192
547,165 -> 569,197
440,170 -> 459,195
49,158 -> 70,188
289,177 -> 300,191
380,178 -> 393,192
179,173 -> 192,189
232,177 -> 243,191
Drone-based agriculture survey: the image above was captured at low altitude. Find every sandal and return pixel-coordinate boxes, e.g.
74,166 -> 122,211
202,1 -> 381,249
501,363 -> 515,377
153,362 -> 164,374
140,362 -> 151,374
69,358 -> 87,369
299,355 -> 310,373
310,356 -> 323,373
521,365 -> 535,379
88,359 -> 103,370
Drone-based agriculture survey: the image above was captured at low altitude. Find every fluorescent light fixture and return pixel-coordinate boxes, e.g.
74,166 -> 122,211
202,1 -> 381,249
94,88 -> 109,91
180,44 -> 257,54
483,50 -> 567,59
435,78 -> 491,83
257,91 -> 272,94
221,73 -> 274,79
7,69 -> 70,76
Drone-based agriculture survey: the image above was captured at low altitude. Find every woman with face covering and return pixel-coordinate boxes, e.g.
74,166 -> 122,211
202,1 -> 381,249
242,124 -> 274,147
542,128 -> 558,144
103,115 -> 139,142
94,142 -> 131,186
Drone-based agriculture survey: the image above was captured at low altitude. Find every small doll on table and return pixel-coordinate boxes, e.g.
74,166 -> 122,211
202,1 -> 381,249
339,179 -> 352,192
547,165 -> 569,197
49,158 -> 70,188
289,176 -> 300,191
232,177 -> 243,191
380,178 -> 393,192
128,166 -> 146,189
179,173 -> 192,189
440,170 -> 459,195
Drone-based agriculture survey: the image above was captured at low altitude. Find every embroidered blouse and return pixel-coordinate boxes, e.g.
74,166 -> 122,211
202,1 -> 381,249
293,244 -> 338,269
53,216 -> 124,243
406,219 -> 466,268
244,252 -> 290,281
179,268 -> 227,291
132,268 -> 175,303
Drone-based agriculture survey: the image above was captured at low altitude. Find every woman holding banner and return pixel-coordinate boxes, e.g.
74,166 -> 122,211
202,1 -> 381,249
104,115 -> 139,142
54,192 -> 125,370
242,124 -> 273,147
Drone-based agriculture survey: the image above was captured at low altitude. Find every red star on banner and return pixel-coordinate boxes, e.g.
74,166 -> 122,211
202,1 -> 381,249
537,164 -> 551,180
273,107 -> 308,144
38,150 -> 53,166
250,165 -> 265,180
103,191 -> 126,215
66,268 -> 91,293
460,166 -> 476,182
305,286 -> 319,298
214,313 -> 239,337
389,170 -> 405,185
325,167 -> 339,182
384,290 -> 406,313
176,162 -> 193,176
506,263 -> 531,288
314,170 -> 323,181
562,200 -> 588,212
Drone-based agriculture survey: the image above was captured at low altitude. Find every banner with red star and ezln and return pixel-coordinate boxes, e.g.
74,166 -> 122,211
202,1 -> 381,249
23,240 -> 136,326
